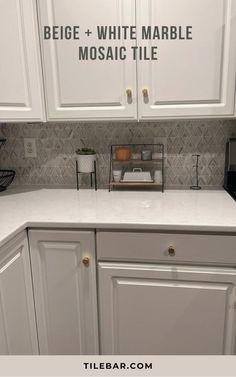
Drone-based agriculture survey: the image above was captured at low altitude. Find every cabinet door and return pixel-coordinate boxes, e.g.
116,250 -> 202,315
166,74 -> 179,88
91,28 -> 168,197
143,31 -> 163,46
0,0 -> 45,122
99,263 -> 236,355
38,0 -> 137,121
29,230 -> 98,355
137,0 -> 236,119
0,231 -> 38,355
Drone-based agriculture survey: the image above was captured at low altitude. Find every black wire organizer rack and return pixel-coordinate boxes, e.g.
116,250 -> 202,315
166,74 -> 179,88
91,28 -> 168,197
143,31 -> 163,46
0,139 -> 15,192
109,143 -> 165,192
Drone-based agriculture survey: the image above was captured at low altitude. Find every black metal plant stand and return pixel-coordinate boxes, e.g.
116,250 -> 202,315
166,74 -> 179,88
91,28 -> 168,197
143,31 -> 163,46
76,160 -> 97,190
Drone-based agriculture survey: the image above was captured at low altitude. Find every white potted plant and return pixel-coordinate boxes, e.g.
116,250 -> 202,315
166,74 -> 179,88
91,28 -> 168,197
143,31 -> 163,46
76,148 -> 96,173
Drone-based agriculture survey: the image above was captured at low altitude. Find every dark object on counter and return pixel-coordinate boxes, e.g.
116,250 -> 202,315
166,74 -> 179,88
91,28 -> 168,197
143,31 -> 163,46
190,154 -> 201,190
224,138 -> 236,201
0,139 -> 6,150
0,170 -> 15,192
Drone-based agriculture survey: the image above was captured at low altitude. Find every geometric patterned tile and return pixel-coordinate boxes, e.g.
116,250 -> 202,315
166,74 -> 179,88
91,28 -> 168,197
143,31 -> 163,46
0,119 -> 236,188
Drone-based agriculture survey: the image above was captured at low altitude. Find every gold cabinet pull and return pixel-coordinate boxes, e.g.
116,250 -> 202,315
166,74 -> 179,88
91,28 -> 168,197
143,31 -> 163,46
126,89 -> 132,99
82,256 -> 90,266
142,88 -> 149,98
168,245 -> 175,257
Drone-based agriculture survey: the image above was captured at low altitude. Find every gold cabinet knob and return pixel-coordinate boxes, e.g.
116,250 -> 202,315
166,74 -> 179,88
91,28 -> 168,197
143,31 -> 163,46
142,88 -> 149,98
82,256 -> 90,266
168,245 -> 175,257
126,89 -> 132,98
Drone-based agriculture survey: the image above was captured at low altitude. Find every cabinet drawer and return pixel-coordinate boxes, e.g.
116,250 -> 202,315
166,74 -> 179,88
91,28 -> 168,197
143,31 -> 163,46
97,231 -> 236,265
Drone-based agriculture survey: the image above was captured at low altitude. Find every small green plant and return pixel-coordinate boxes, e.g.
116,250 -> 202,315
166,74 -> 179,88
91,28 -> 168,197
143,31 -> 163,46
76,148 -> 96,155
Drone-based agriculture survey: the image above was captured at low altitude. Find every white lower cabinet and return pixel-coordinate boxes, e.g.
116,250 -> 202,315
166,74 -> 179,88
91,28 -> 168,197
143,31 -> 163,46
29,229 -> 98,355
99,262 -> 236,355
0,231 -> 38,355
2,227 -> 236,355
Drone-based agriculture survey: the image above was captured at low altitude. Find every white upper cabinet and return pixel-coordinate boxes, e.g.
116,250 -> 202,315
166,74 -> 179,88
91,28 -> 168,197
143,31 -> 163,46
0,0 -> 45,122
2,0 -> 235,122
137,0 -> 236,119
38,0 -> 137,121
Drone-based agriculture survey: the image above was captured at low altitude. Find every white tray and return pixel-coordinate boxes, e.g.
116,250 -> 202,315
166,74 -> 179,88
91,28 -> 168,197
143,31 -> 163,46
122,171 -> 153,183
120,178 -> 154,183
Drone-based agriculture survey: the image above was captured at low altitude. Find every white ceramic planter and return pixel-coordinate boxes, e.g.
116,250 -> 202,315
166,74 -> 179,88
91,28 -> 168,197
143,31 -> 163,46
77,154 -> 96,173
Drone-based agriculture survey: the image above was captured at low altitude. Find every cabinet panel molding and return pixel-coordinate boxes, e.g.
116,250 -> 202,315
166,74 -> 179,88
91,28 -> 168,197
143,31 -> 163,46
0,0 -> 45,121
38,0 -> 137,120
99,262 -> 236,355
137,0 -> 236,119
0,231 -> 38,355
29,229 -> 98,355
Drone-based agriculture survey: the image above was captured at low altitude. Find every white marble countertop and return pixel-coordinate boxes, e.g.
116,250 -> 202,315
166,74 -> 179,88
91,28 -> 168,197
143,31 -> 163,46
0,188 -> 235,247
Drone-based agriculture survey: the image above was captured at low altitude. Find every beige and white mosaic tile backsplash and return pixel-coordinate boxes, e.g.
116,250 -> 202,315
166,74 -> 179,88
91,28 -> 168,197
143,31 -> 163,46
0,120 -> 236,188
